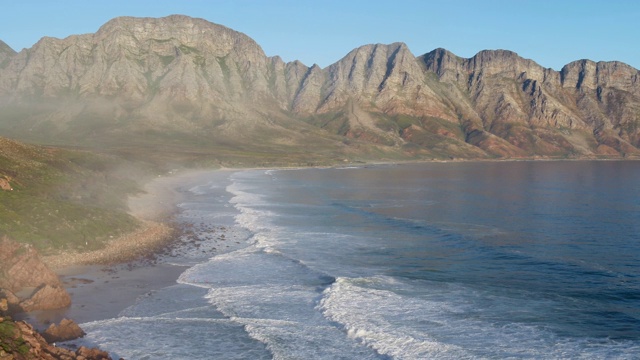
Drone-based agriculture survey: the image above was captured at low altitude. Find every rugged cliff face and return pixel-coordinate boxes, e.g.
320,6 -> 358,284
421,49 -> 640,157
0,16 -> 277,129
1,15 -> 639,160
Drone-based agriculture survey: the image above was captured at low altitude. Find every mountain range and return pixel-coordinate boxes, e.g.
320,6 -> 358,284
1,14 -> 639,162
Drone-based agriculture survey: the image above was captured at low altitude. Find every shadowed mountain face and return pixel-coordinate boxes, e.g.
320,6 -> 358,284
1,15 -> 639,160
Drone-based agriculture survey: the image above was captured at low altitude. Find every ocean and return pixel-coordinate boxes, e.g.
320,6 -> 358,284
72,161 -> 640,359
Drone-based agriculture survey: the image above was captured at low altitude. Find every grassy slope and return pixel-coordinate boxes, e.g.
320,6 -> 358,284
0,118 -> 358,256
0,137 -> 143,253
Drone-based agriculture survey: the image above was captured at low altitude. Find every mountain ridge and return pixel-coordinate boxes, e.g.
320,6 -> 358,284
1,14 -> 639,162
0,40 -> 15,67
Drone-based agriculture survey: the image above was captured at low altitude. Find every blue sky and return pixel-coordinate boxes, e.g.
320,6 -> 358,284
1,0 -> 638,70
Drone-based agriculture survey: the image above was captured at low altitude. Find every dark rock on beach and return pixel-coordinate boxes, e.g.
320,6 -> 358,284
0,237 -> 106,357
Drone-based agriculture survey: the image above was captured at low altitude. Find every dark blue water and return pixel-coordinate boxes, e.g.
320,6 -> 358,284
281,161 -> 640,340
78,161 -> 640,359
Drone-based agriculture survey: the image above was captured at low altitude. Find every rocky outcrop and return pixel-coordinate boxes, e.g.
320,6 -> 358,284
42,318 -> 86,343
0,237 -> 61,293
0,263 -> 102,357
0,237 -> 71,313
419,48 -> 640,157
0,15 -> 639,160
18,284 -> 71,313
0,317 -> 111,360
0,176 -> 11,190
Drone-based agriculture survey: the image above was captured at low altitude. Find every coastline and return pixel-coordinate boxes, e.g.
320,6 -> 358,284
43,168 -> 220,269
38,157 -> 638,274
27,168 -> 226,328
16,161 -> 639,357
27,159 -> 639,328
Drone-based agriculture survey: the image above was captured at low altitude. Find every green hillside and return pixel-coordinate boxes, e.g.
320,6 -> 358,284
0,137 -> 143,253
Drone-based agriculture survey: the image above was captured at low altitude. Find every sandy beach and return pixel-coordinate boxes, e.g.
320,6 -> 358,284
26,168 -> 231,329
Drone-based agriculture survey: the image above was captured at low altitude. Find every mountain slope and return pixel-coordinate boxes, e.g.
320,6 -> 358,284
422,49 -> 640,156
1,15 -> 639,160
0,16 -> 360,165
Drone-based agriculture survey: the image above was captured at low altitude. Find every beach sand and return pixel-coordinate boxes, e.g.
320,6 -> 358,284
25,168 -> 229,330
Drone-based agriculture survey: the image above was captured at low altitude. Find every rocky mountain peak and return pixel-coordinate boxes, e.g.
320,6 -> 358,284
420,48 -> 464,82
561,59 -> 640,93
95,15 -> 264,58
326,42 -> 416,93
0,15 -> 639,160
308,42 -> 428,114
0,14 -> 279,125
0,40 -> 15,66
423,48 -> 554,85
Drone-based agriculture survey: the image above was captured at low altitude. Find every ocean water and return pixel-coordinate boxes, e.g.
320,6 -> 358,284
73,161 -> 640,359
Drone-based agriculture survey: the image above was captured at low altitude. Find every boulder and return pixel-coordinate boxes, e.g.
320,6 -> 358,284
19,285 -> 71,312
0,177 -> 11,191
76,346 -> 112,360
0,236 -> 61,293
42,318 -> 86,343
0,236 -> 73,314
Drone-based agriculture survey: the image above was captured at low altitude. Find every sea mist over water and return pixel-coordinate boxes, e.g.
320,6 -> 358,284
76,161 -> 640,359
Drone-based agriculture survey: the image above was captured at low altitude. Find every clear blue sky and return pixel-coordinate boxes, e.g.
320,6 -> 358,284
1,0 -> 638,70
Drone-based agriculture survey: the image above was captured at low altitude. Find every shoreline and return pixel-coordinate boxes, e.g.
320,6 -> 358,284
28,158 -> 639,327
25,168 -> 228,329
43,168 -> 220,270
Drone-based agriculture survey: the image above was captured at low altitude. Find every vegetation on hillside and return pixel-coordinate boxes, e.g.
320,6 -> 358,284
0,137 -> 145,253
0,320 -> 30,357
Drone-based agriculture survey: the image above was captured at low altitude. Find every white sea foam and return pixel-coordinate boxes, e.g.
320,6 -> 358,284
226,176 -> 290,256
194,248 -> 378,358
72,317 -> 271,360
205,284 -> 325,327
318,276 -> 640,359
233,207 -> 275,233
319,277 -> 469,359
241,318 -> 380,360
88,165 -> 640,359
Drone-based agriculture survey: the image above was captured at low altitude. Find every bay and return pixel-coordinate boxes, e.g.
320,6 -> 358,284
77,161 -> 640,359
